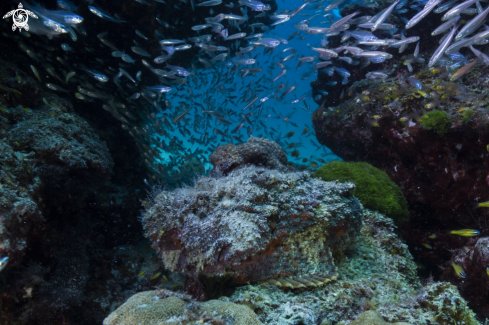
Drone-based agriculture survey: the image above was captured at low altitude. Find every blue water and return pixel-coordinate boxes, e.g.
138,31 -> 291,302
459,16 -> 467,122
144,0 -> 343,176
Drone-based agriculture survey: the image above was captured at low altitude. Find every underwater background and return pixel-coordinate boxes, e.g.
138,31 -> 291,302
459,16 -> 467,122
1,0 -> 489,323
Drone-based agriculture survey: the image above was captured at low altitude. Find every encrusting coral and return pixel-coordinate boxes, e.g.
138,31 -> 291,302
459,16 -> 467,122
109,209 -> 479,325
339,310 -> 413,325
228,210 -> 479,325
311,61 -> 489,316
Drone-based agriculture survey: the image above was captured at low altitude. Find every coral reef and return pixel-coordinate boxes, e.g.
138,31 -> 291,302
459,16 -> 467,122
0,135 -> 43,267
0,72 -> 112,271
142,164 -> 363,300
314,161 -> 409,223
341,310 -> 412,325
441,236 -> 489,318
229,210 -> 480,325
103,289 -> 262,325
0,59 -> 150,325
209,136 -> 289,176
311,63 -> 489,316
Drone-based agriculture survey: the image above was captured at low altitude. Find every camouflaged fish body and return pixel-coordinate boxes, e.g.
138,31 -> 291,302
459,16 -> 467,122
209,136 -> 288,176
143,165 -> 363,294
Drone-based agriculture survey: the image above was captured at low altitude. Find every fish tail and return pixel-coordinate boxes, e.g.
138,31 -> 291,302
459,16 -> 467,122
471,202 -> 480,209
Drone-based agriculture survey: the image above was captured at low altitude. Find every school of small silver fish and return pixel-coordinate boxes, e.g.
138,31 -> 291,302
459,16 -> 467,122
2,0 -> 489,187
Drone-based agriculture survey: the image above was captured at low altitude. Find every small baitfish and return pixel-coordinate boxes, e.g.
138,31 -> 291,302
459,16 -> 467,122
84,69 -> 109,82
88,6 -> 125,23
0,256 -> 8,272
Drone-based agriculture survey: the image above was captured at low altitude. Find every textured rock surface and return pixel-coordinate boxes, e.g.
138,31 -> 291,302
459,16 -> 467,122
311,65 -> 489,318
143,165 -> 363,299
0,101 -> 113,269
0,60 -> 149,325
103,289 -> 263,325
209,136 -> 288,176
441,236 -> 489,318
344,311 -> 412,325
311,70 -> 489,232
229,210 -> 479,325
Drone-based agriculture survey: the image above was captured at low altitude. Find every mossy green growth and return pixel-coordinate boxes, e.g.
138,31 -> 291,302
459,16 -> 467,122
419,110 -> 452,134
461,109 -> 475,122
314,161 -> 408,223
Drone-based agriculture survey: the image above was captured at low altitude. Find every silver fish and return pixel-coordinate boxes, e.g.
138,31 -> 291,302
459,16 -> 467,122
85,69 -> 109,82
46,83 -> 69,92
389,36 -> 420,47
405,0 -> 443,29
0,256 -> 8,273
311,47 -> 338,57
196,0 -> 222,6
429,24 -> 459,67
135,30 -> 148,40
233,58 -> 256,65
470,45 -> 489,64
432,14 -> 460,36
159,39 -> 185,45
442,0 -> 480,21
242,94 -> 259,110
330,11 -> 360,28
371,0 -> 401,31
88,6 -> 125,22
324,0 -> 347,12
434,0 -> 458,13
225,32 -> 247,40
455,6 -> 489,41
131,46 -> 151,57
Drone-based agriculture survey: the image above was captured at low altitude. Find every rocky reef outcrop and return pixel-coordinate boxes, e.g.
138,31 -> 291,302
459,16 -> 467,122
209,136 -> 289,176
229,210 -> 479,325
111,209 -> 480,325
0,58 -> 151,325
311,63 -> 489,318
442,237 -> 489,318
142,149 -> 364,299
0,76 -> 113,270
137,137 -> 480,324
103,289 -> 262,325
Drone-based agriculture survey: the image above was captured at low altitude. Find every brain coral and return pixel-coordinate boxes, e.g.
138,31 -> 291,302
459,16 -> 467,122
103,289 -> 262,325
209,136 -> 288,176
142,165 -> 363,299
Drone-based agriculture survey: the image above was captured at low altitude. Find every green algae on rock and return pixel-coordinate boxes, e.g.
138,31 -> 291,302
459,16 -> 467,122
103,289 -> 263,325
419,110 -> 452,134
229,210 -> 479,325
314,161 -> 408,224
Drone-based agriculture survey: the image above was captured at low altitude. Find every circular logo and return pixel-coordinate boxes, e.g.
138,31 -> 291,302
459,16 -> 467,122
3,3 -> 38,32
